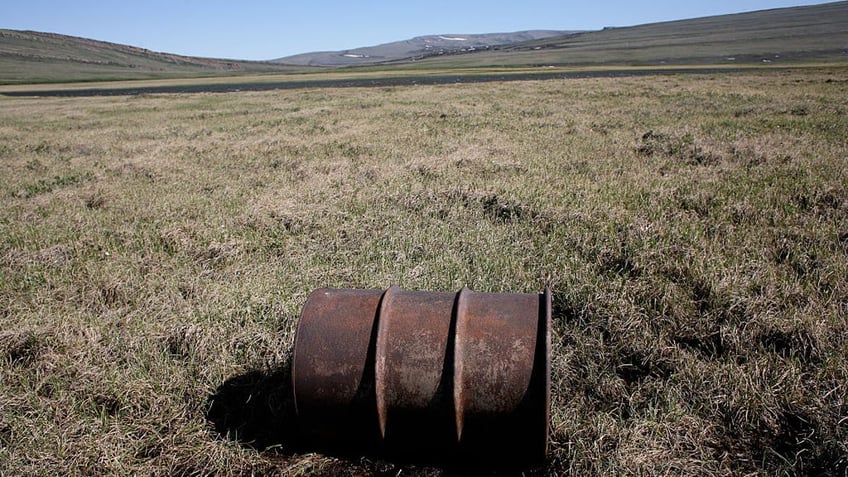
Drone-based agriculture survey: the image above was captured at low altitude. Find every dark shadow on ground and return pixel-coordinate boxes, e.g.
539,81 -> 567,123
206,363 -> 298,452
207,355 -> 552,475
206,362 -> 550,475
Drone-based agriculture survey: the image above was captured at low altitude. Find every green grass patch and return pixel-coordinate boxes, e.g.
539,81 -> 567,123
11,172 -> 94,198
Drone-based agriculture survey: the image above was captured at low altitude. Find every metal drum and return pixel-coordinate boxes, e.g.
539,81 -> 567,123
291,286 -> 551,463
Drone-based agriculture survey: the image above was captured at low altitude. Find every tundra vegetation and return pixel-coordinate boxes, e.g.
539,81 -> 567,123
1,67 -> 847,475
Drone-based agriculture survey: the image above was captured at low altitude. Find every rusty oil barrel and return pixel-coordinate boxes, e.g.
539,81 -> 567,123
291,286 -> 551,463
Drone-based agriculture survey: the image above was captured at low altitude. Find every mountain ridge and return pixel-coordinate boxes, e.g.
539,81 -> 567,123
273,30 -> 578,66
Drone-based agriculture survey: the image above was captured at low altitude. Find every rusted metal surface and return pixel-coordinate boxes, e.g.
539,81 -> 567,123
375,286 -> 456,451
454,287 -> 551,461
291,288 -> 383,442
291,286 -> 551,462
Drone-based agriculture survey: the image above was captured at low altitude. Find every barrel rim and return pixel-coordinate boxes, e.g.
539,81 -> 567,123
291,287 -> 332,417
374,285 -> 399,439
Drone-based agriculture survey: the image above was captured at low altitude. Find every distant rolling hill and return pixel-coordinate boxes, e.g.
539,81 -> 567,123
273,30 -> 576,67
0,30 -> 307,84
407,1 -> 848,68
2,1 -> 847,85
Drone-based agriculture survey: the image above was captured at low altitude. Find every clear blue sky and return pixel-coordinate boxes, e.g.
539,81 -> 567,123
0,1 -> 835,60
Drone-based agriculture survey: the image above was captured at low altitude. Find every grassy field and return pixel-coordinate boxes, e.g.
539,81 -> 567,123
1,67 -> 847,475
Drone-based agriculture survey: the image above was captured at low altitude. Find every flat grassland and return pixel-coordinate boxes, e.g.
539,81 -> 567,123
1,67 -> 847,475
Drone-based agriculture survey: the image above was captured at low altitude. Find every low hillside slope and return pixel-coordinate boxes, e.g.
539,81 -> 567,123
412,1 -> 848,67
0,30 -> 305,84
